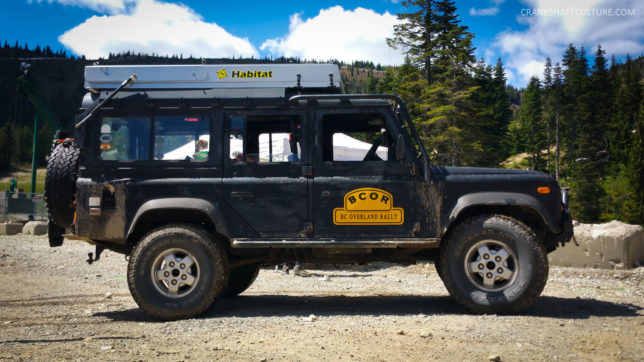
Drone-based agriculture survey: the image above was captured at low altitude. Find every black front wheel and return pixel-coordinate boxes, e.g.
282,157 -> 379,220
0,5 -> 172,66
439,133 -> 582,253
127,224 -> 229,320
439,215 -> 548,314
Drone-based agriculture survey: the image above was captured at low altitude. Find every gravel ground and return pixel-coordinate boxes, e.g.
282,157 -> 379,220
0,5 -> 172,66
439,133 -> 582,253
0,235 -> 643,361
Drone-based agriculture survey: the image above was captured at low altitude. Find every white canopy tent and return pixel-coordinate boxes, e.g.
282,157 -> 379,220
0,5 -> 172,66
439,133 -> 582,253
165,133 -> 387,161
332,133 -> 388,161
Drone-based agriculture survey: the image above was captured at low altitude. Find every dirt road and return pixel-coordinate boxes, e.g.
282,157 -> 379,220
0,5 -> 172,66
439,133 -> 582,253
0,235 -> 642,361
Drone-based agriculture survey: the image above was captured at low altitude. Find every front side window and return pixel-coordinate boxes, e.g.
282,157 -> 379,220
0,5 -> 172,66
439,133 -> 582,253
99,117 -> 150,161
321,112 -> 392,162
154,116 -> 210,161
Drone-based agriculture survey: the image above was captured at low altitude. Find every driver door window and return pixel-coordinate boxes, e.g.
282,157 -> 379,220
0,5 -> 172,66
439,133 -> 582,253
321,113 -> 394,163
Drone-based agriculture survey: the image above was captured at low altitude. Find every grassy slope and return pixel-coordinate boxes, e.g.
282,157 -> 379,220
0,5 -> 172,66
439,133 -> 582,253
0,167 -> 46,194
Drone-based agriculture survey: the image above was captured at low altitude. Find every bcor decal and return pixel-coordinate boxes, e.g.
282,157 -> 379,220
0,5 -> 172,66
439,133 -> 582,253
333,188 -> 404,225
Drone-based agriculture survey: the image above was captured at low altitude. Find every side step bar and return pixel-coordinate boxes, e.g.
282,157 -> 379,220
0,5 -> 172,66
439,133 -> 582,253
231,238 -> 440,248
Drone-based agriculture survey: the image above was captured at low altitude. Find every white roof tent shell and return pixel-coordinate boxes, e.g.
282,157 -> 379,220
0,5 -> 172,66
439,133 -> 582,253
84,64 -> 342,98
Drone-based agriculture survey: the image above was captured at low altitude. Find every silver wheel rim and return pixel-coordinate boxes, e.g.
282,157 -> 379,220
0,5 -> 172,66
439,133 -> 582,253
464,240 -> 518,292
151,248 -> 200,298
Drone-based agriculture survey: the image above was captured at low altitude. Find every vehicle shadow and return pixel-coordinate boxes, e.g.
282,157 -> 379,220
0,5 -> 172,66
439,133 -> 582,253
96,295 -> 642,322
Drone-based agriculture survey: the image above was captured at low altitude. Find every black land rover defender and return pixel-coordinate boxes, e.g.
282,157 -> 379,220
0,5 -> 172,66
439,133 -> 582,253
45,64 -> 573,320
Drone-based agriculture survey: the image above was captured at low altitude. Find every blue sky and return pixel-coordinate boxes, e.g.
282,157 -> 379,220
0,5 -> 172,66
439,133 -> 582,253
2,0 -> 643,86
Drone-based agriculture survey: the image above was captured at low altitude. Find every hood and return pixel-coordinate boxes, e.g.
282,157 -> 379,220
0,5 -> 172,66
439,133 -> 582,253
430,166 -> 544,176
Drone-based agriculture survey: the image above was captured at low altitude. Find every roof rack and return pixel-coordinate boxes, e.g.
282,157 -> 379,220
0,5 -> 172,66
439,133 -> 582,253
84,64 -> 342,93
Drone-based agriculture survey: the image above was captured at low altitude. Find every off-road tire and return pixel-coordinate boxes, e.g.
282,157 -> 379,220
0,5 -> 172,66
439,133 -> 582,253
439,214 -> 548,314
127,224 -> 229,320
224,263 -> 261,298
44,142 -> 80,228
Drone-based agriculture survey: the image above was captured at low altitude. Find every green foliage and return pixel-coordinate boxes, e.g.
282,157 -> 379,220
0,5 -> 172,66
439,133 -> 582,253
624,102 -> 644,224
387,0 -> 492,166
12,125 -> 33,165
387,0 -> 437,81
470,58 -> 513,166
610,56 -> 641,165
518,77 -> 545,170
421,76 -> 482,165
599,166 -> 635,222
535,44 -> 642,224
0,122 -> 13,172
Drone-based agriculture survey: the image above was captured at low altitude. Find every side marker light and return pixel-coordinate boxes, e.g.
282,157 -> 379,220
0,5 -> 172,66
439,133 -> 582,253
537,187 -> 551,194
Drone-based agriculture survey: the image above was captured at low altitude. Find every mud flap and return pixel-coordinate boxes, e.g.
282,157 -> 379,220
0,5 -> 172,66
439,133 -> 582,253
48,220 -> 64,247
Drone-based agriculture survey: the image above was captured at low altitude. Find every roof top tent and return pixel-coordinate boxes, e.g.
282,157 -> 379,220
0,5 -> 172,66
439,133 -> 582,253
84,64 -> 343,99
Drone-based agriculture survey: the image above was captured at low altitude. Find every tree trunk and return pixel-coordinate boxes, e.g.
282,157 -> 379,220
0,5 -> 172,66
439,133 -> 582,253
555,109 -> 560,180
546,113 -> 551,174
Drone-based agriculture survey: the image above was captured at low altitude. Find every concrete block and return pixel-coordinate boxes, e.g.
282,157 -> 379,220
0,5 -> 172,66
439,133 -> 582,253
0,223 -> 23,235
22,221 -> 48,235
549,220 -> 644,269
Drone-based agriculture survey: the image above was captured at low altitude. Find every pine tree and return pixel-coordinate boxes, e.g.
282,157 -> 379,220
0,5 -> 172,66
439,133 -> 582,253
570,46 -> 609,222
393,57 -> 426,121
470,60 -> 496,166
625,102 -> 644,224
366,75 -> 379,94
611,56 -> 641,165
519,77 -> 545,170
387,0 -> 437,82
561,44 -> 581,166
405,0 -> 480,166
471,59 -> 511,166
376,67 -> 396,94
542,57 -> 553,173
589,45 -> 611,164
552,62 -> 563,179
491,58 -> 513,161
0,122 -> 13,171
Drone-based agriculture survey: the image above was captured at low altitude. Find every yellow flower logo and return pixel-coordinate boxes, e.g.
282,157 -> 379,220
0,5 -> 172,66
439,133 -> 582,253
217,68 -> 227,80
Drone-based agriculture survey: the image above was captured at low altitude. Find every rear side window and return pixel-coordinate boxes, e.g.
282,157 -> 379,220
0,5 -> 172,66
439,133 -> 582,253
229,114 -> 302,164
99,117 -> 150,161
98,115 -> 211,162
154,116 -> 210,161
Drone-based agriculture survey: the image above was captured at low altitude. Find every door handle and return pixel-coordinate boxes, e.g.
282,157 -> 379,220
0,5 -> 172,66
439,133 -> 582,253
321,191 -> 331,198
231,191 -> 254,199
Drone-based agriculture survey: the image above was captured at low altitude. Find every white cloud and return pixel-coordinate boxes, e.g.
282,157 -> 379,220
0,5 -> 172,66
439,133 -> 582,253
58,0 -> 258,59
469,7 -> 500,16
29,0 -> 134,14
494,0 -> 644,86
470,0 -> 505,16
260,6 -> 405,65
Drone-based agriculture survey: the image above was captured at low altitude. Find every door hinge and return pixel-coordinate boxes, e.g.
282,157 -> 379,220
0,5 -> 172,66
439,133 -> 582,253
406,163 -> 418,176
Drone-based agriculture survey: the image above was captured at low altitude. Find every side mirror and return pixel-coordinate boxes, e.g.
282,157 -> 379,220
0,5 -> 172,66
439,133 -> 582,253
395,134 -> 405,161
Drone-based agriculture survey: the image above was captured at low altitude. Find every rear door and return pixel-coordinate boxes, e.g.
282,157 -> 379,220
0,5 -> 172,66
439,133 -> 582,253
222,110 -> 310,238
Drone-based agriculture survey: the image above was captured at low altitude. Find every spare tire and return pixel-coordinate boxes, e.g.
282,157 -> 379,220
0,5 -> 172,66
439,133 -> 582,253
45,141 -> 80,228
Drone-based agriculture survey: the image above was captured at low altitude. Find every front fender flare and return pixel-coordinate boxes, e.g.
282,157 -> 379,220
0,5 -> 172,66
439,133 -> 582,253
445,192 -> 561,234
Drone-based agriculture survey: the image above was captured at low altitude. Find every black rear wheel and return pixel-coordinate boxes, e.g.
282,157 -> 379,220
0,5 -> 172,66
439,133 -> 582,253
127,224 -> 229,320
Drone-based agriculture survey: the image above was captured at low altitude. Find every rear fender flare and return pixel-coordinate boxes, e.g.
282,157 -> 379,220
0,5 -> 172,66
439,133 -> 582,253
126,198 -> 228,240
